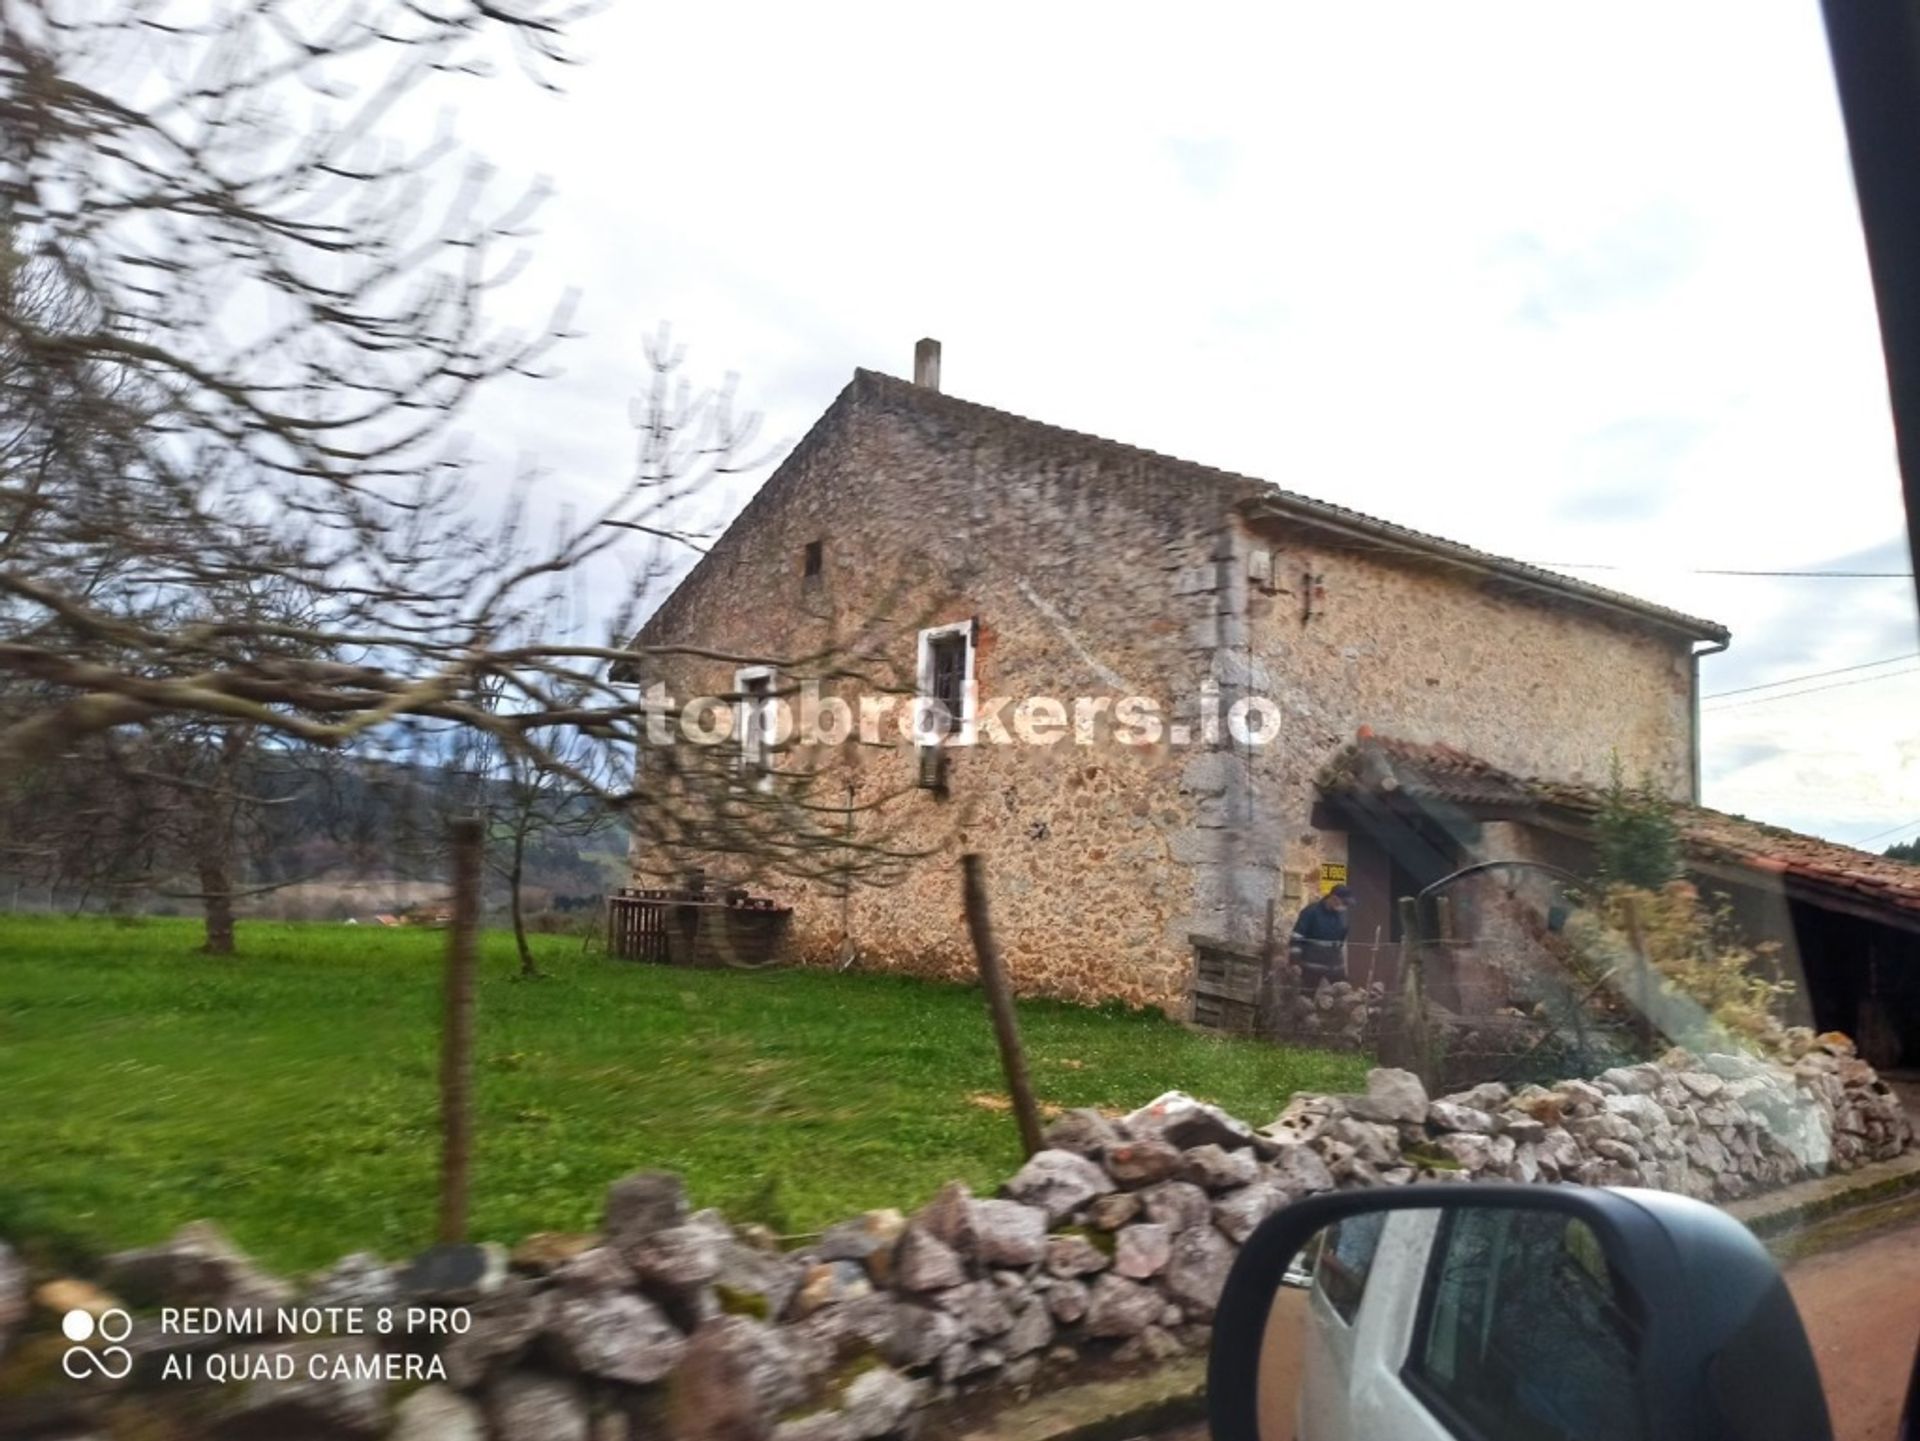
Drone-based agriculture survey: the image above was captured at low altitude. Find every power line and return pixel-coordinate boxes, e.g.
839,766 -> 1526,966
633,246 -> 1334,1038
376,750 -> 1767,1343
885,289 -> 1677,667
1855,816 -> 1920,846
1703,664 -> 1920,711
1702,651 -> 1920,700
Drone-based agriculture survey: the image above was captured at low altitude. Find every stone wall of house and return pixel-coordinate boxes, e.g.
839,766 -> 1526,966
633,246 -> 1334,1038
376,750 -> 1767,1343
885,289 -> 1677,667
7,1032 -> 1907,1441
630,370 -> 1708,1012
631,374 -> 1229,1011
1226,520 -> 1699,956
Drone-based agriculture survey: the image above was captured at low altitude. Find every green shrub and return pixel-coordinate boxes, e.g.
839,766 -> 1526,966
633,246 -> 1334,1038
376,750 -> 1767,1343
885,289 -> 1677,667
1594,754 -> 1681,891
1563,881 -> 1795,1060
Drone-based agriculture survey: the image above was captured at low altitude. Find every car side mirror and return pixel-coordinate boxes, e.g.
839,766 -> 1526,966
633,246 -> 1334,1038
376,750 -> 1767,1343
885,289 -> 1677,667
1207,1183 -> 1833,1441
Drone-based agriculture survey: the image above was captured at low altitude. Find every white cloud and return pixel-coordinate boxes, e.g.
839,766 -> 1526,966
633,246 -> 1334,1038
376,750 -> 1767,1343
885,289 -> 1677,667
421,0 -> 1917,844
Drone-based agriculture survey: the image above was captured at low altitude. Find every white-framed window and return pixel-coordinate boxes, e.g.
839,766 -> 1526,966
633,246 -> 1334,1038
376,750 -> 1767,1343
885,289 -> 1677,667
915,620 -> 976,746
734,665 -> 777,790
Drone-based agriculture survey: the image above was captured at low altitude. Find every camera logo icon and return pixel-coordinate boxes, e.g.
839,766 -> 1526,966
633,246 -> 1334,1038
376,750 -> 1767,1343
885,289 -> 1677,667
60,1308 -> 134,1381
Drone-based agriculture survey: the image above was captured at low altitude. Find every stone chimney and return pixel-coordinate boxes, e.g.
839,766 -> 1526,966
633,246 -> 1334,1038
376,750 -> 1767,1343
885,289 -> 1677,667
913,338 -> 941,392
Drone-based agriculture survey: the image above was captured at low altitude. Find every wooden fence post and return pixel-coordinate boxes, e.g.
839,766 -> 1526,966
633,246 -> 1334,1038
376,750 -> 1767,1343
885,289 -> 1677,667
439,816 -> 483,1244
961,854 -> 1044,1159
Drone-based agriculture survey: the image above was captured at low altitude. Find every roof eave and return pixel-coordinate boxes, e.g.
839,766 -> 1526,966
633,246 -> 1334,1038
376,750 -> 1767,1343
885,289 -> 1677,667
1238,496 -> 1730,645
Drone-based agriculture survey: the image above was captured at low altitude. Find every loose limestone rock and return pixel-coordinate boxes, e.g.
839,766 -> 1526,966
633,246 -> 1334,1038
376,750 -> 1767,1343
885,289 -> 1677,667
629,1215 -> 725,1304
1112,1223 -> 1171,1279
789,1261 -> 872,1320
1002,1299 -> 1055,1358
551,1245 -> 635,1292
1344,1068 -> 1428,1125
1326,1116 -> 1400,1167
508,1233 -> 598,1276
490,1373 -> 590,1441
1432,1134 -> 1494,1173
1263,1094 -> 1338,1147
1001,1150 -> 1114,1222
1269,1143 -> 1336,1197
441,1279 -> 552,1388
605,1172 -> 691,1253
1,1243 -> 30,1356
816,1210 -> 906,1286
210,1338 -> 388,1438
893,1228 -> 965,1293
1162,1226 -> 1234,1320
1211,1182 -> 1285,1245
913,1182 -> 976,1254
841,1366 -> 922,1439
1046,1280 -> 1090,1324
1115,1325 -> 1187,1365
1043,1233 -> 1109,1278
667,1318 -> 786,1441
105,1221 -> 292,1311
1180,1144 -> 1260,1191
1452,1081 -> 1512,1112
967,1200 -> 1047,1267
1086,1192 -> 1143,1231
866,1299 -> 963,1370
1040,1108 -> 1128,1158
1103,1139 -> 1184,1188
935,1280 -> 1015,1339
1082,1274 -> 1163,1337
545,1288 -> 686,1386
1427,1101 -> 1498,1134
305,1252 -> 398,1317
774,1415 -> 855,1441
703,1220 -> 807,1323
1123,1092 -> 1259,1152
389,1385 -> 486,1441
1137,1180 -> 1211,1233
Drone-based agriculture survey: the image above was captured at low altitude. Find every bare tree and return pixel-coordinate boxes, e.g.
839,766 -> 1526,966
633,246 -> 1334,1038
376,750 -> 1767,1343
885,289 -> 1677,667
487,726 -> 617,978
0,1 -> 923,922
2,1 -> 621,765
0,710 -> 344,949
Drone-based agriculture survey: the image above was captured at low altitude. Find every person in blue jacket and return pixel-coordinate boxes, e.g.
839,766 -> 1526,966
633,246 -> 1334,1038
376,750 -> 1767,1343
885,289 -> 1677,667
1289,883 -> 1353,990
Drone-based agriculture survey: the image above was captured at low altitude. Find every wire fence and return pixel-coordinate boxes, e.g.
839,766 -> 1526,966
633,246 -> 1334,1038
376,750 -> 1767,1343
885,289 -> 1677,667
1195,932 -> 1660,1093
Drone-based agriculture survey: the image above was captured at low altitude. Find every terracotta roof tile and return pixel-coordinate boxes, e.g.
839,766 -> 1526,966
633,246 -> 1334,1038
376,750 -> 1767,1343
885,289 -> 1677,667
1319,733 -> 1539,809
1322,734 -> 1920,921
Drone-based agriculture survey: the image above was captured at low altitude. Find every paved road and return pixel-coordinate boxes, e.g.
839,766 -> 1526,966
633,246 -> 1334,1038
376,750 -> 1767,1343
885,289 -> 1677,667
1785,1203 -> 1920,1441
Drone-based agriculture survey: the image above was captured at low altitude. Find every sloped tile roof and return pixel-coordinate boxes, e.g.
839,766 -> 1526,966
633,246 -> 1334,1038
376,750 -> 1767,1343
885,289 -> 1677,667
1318,731 -> 1538,809
1541,781 -> 1920,924
1321,734 -> 1920,924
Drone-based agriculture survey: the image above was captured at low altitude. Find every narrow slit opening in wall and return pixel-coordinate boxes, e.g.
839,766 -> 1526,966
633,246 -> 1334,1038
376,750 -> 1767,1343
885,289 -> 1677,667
928,632 -> 967,738
803,540 -> 823,579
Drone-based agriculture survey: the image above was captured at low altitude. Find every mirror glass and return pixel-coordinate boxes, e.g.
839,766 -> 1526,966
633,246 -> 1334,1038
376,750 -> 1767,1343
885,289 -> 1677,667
1257,1205 -> 1646,1441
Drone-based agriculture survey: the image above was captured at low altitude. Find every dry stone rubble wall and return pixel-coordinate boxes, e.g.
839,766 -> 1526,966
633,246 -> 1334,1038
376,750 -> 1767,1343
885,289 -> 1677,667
1,1030 -> 1907,1440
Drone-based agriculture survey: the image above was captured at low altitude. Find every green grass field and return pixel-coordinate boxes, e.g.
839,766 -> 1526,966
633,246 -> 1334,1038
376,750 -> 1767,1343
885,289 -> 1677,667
0,915 -> 1365,1276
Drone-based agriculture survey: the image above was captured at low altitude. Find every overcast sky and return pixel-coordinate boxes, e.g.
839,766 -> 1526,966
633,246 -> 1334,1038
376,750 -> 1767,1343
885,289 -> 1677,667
445,1 -> 1918,848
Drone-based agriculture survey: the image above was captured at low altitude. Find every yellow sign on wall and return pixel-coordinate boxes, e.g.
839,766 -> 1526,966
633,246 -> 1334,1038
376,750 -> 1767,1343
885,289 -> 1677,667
1319,862 -> 1348,895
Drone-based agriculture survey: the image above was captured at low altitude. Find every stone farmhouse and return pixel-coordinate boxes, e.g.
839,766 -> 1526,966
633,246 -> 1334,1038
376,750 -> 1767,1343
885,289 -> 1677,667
619,342 -> 1916,1056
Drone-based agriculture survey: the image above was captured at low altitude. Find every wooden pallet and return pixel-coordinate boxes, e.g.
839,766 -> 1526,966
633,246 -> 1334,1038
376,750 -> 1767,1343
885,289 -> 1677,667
1189,935 -> 1268,1034
606,889 -> 792,969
